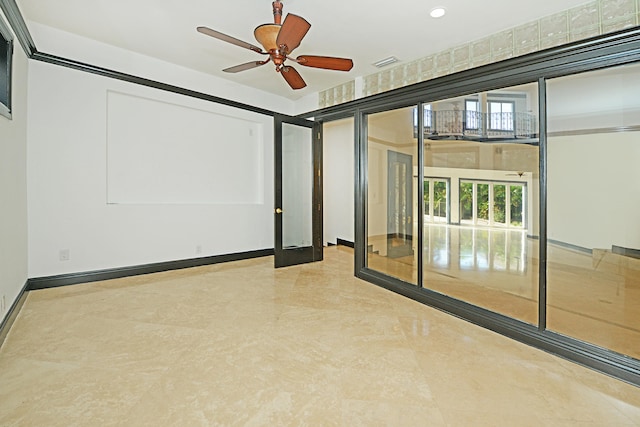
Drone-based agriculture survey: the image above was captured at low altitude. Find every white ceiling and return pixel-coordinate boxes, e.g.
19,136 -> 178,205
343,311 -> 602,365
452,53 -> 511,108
17,0 -> 590,101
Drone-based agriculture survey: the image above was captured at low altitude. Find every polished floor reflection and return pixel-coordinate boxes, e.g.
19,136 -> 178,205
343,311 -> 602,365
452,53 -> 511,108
424,225 -> 539,325
369,224 -> 640,358
547,245 -> 640,359
1,246 -> 639,426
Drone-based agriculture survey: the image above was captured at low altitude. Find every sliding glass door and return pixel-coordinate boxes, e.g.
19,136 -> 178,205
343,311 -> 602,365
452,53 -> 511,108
420,84 -> 539,324
349,28 -> 640,385
546,62 -> 640,360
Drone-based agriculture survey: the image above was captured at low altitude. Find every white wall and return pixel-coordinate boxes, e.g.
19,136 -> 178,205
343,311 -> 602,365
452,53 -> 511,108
547,63 -> 640,251
548,132 -> 640,250
105,91 -> 266,205
27,58 -> 277,277
323,118 -> 354,245
28,22 -> 295,116
547,64 -> 640,131
293,92 -> 319,117
0,11 -> 29,322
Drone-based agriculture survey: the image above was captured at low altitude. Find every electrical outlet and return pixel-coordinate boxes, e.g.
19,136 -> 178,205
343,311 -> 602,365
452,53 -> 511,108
59,249 -> 70,261
196,245 -> 202,255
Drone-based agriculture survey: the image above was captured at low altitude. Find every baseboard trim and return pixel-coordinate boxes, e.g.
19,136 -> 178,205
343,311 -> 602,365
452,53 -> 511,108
336,238 -> 355,248
548,238 -> 592,254
612,245 -> 640,260
0,281 -> 29,349
27,248 -> 275,291
387,233 -> 413,241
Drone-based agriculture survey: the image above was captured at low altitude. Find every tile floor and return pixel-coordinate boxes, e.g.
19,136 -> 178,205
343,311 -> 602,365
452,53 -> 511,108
1,246 -> 639,426
368,224 -> 640,359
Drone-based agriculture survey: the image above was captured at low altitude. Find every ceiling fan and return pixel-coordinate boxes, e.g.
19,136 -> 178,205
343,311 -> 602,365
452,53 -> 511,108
197,1 -> 353,90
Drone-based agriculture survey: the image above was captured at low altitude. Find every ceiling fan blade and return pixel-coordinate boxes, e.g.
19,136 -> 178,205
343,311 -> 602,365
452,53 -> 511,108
276,14 -> 310,54
281,66 -> 307,90
223,59 -> 270,73
197,26 -> 265,54
296,55 -> 354,71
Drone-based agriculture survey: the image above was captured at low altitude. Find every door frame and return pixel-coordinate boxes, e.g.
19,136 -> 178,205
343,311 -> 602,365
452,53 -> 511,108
273,114 -> 323,268
386,150 -> 414,258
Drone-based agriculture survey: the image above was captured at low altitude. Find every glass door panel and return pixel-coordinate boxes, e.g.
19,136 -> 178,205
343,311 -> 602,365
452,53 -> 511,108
476,183 -> 490,225
546,63 -> 640,359
433,180 -> 448,222
282,123 -> 313,248
460,182 -> 473,223
367,106 -> 418,284
493,184 -> 506,225
421,82 -> 539,326
510,185 -> 524,227
423,180 -> 430,220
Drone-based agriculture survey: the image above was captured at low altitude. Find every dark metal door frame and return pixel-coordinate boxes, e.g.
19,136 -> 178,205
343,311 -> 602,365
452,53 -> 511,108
273,114 -> 323,268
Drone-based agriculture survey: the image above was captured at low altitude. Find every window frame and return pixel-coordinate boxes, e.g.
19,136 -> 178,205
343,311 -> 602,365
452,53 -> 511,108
464,99 -> 480,130
423,176 -> 450,223
487,100 -> 515,131
459,179 -> 527,229
413,104 -> 433,137
0,14 -> 14,120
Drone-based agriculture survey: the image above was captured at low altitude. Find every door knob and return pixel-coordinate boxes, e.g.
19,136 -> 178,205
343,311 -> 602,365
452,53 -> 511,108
275,208 -> 283,214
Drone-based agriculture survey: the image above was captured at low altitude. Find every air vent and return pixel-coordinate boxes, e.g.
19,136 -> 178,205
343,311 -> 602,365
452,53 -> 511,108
373,56 -> 399,68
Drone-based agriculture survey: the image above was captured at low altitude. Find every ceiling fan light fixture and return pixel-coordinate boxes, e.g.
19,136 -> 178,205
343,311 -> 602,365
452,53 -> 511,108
430,7 -> 446,18
254,24 -> 281,51
373,56 -> 399,68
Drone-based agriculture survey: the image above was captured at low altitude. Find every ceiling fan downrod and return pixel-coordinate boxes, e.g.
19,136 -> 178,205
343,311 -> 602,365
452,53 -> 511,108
272,1 -> 283,25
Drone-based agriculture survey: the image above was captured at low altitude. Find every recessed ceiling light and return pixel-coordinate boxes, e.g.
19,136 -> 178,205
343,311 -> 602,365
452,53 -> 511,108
430,7 -> 446,18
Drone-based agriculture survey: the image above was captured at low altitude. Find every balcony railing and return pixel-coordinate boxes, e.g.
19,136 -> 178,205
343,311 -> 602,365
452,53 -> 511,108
417,110 -> 538,142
